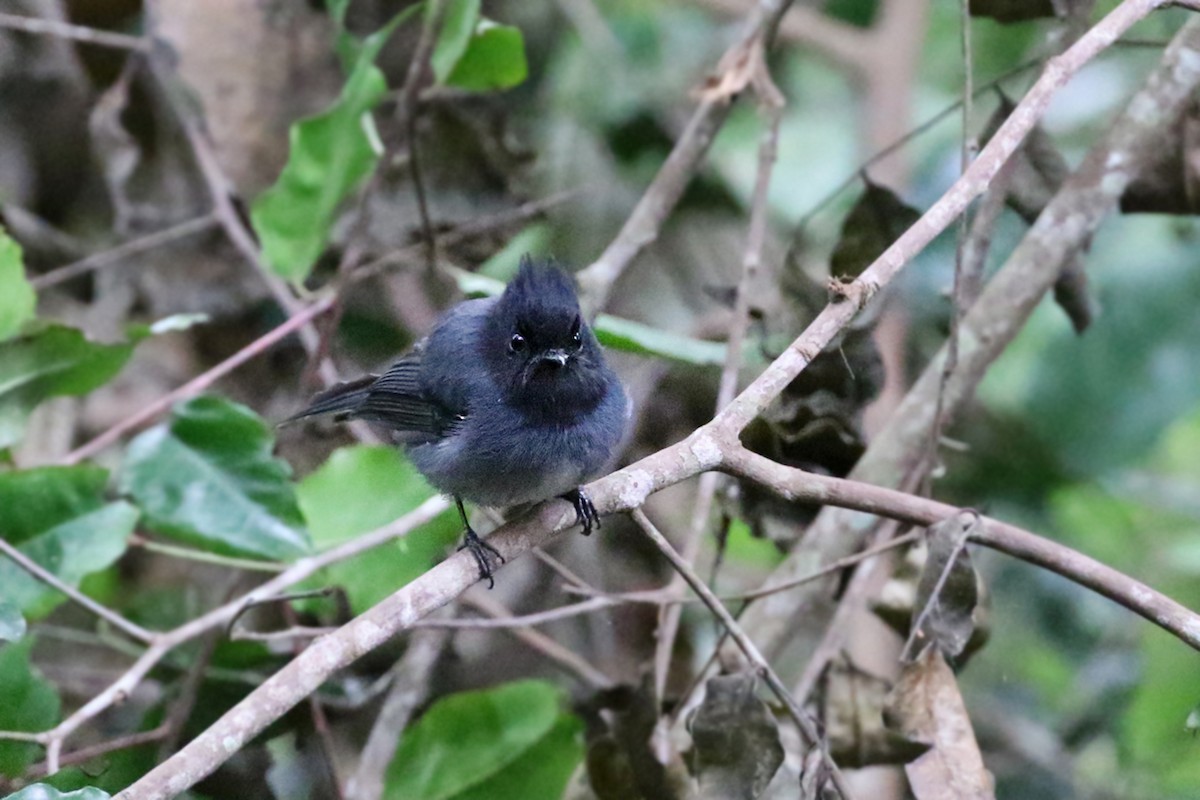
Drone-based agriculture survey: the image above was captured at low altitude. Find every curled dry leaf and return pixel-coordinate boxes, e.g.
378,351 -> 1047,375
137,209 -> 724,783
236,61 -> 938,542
581,684 -> 687,800
981,94 -> 1094,332
902,512 -> 983,663
825,658 -> 929,769
1121,96 -> 1200,215
885,648 -> 996,800
690,673 -> 785,800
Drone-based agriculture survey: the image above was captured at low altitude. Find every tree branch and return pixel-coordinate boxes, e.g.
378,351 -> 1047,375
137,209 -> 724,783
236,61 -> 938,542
112,4 -> 1197,797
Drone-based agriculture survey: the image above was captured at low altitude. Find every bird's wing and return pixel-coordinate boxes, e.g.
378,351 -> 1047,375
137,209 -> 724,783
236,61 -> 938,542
287,352 -> 458,437
355,354 -> 446,434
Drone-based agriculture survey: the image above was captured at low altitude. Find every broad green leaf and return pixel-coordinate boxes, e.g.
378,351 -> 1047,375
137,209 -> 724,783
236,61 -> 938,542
4,786 -> 111,800
445,20 -> 527,92
251,12 -> 409,284
431,0 -> 481,84
0,503 -> 137,619
0,466 -> 136,618
445,267 -> 731,367
119,396 -> 310,561
385,680 -> 579,800
296,445 -> 459,613
0,227 -> 36,342
594,314 -> 727,367
0,325 -> 136,449
0,601 -> 24,643
0,639 -> 60,778
450,713 -> 582,800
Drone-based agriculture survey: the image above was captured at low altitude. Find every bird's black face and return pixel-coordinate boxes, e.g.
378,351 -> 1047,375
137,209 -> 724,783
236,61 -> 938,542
486,256 -> 610,420
508,307 -> 588,387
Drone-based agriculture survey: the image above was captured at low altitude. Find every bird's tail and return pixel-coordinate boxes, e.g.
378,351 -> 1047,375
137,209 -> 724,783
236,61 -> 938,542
280,375 -> 378,426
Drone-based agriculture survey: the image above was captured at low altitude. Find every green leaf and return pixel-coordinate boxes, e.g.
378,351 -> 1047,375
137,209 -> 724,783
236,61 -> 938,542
0,639 -> 61,778
296,445 -> 459,613
594,314 -> 728,367
0,227 -> 36,342
119,396 -> 310,561
0,325 -> 136,449
0,466 -> 137,618
251,12 -> 409,284
431,0 -> 481,84
445,20 -> 527,92
0,602 -> 24,643
4,785 -> 111,800
445,267 -> 730,367
385,680 -> 581,800
450,713 -> 582,800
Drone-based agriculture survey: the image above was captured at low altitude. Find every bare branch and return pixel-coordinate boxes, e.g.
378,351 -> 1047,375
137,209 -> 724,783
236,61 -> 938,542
575,0 -> 795,311
31,215 -> 218,290
0,11 -> 146,51
0,537 -> 154,644
631,509 -> 858,800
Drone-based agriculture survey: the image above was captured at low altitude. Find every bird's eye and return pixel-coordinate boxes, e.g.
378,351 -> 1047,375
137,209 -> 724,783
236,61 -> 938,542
570,316 -> 582,347
509,333 -> 526,353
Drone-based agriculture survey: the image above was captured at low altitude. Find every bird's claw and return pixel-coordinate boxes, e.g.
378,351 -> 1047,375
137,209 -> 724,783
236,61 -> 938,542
458,527 -> 505,589
561,488 -> 601,536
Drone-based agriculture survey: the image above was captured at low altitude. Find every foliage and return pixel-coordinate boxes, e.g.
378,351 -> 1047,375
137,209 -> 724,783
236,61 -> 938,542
0,640 -> 59,778
251,7 -> 415,284
1,1 -> 1199,798
296,445 -> 459,612
119,396 -> 309,561
385,681 -> 582,800
0,467 -> 136,618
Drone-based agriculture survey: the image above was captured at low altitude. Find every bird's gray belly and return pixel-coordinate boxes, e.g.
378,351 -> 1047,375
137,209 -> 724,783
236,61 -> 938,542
406,423 -> 599,507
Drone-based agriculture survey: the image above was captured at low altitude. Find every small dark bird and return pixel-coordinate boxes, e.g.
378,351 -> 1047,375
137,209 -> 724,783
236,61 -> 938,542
290,256 -> 630,586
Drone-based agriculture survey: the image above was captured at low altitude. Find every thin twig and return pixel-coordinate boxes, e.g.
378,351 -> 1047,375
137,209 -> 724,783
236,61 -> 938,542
32,216 -> 218,290
459,594 -> 615,689
790,518 -> 906,705
631,509 -> 858,800
25,725 -> 170,780
412,596 -> 618,630
0,11 -> 146,50
923,0 -> 977,490
61,294 -> 335,465
0,496 -> 448,773
652,66 -> 785,705
575,0 -> 795,311
129,535 -> 287,573
723,446 -> 1200,650
344,627 -> 450,800
0,537 -> 154,644
398,13 -> 440,274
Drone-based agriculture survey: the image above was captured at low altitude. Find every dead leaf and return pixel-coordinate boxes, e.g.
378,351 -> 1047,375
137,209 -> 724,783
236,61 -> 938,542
902,512 -> 980,663
1121,97 -> 1200,215
886,649 -> 996,800
981,94 -> 1094,331
829,180 -> 920,281
690,673 -> 785,800
581,684 -> 685,800
825,658 -> 929,768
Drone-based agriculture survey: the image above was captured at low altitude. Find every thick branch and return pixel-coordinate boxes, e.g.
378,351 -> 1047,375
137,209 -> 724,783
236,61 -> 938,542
723,447 -> 1200,650
734,10 -> 1200,663
114,5 -> 1197,797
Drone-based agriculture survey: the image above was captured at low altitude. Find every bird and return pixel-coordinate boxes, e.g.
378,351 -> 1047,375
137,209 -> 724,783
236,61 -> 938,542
289,255 -> 630,587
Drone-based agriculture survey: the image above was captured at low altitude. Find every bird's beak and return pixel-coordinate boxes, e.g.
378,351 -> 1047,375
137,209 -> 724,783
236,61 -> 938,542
540,349 -> 570,368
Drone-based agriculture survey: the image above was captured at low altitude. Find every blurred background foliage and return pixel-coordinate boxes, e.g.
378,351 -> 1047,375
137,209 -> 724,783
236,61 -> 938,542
1,0 -> 1199,798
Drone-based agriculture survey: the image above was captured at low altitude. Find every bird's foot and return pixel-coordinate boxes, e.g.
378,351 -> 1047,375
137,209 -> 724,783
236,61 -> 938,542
560,488 -> 600,536
458,526 -> 505,589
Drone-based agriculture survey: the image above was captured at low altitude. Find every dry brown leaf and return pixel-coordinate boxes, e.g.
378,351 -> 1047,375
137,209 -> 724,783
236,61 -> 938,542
886,649 -> 995,800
